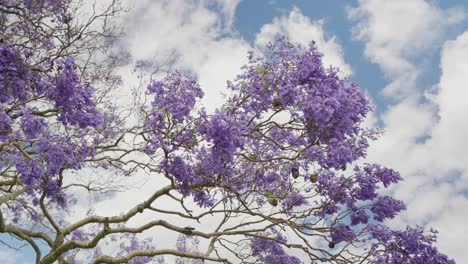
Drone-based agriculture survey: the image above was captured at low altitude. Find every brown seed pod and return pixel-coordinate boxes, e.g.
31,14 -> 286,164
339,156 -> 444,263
272,98 -> 282,109
269,199 -> 278,207
291,167 -> 299,179
309,174 -> 318,183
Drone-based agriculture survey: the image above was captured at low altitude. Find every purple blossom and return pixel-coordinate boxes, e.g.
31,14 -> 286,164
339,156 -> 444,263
164,156 -> 195,188
330,224 -> 356,244
23,0 -> 66,13
144,72 -> 203,154
198,110 -> 245,174
164,156 -> 214,207
371,196 -> 406,222
71,230 -> 85,241
354,170 -> 378,201
15,157 -> 45,189
114,234 -> 160,264
50,57 -> 103,128
316,170 -> 349,204
0,43 -> 33,103
0,110 -> 12,138
367,225 -> 455,264
282,192 -> 308,209
20,109 -> 47,139
147,71 -> 203,123
354,164 -> 403,201
350,208 -> 369,225
365,164 -> 402,187
251,235 -> 302,264
176,235 -> 203,264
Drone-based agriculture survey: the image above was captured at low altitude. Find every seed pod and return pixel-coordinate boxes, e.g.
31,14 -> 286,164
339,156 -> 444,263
328,241 -> 335,248
309,174 -> 318,183
272,98 -> 282,109
269,199 -> 278,207
291,167 -> 299,179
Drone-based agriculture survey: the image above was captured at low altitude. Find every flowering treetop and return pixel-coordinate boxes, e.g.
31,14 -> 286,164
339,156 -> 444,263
0,1 -> 455,263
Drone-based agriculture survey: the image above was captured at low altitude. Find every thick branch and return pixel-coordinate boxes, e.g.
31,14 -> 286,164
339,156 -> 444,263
93,249 -> 231,264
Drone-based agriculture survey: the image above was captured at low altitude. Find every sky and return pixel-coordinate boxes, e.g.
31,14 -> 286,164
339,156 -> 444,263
2,0 -> 468,263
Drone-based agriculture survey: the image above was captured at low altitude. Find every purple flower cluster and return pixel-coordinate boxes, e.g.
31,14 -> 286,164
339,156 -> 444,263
330,224 -> 356,243
119,235 -> 158,264
145,72 -> 203,153
281,192 -> 308,209
225,38 -> 372,170
50,58 -> 103,128
0,43 -> 45,103
1,44 -> 102,129
198,110 -> 246,174
0,43 -> 102,206
175,235 -> 203,264
371,196 -> 406,222
22,0 -> 66,13
163,155 -> 214,207
354,164 -> 402,200
19,109 -> 47,139
367,225 -> 455,263
147,71 -> 203,123
13,134 -> 94,205
251,234 -> 302,264
313,163 -> 405,223
350,208 -> 369,225
0,110 -> 12,139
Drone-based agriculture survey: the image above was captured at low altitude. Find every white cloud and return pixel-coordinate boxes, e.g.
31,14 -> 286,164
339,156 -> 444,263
211,0 -> 241,29
348,0 -> 464,77
255,7 -> 352,76
349,0 -> 468,261
348,0 -> 464,97
120,0 -> 249,112
430,31 -> 468,170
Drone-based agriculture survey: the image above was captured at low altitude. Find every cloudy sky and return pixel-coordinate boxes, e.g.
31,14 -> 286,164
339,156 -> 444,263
3,0 -> 468,263
118,0 -> 468,261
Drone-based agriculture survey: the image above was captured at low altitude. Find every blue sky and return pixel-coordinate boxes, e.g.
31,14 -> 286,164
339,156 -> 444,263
2,0 -> 468,263
235,1 -> 388,108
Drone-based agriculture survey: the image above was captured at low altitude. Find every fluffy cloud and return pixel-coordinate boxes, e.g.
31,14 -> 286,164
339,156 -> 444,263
348,0 -> 464,97
118,0 -> 250,112
347,0 -> 464,75
211,0 -> 241,29
431,32 -> 468,170
349,0 -> 468,261
255,7 -> 352,76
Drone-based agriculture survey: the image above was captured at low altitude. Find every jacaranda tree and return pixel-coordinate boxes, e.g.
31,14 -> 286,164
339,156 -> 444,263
0,0 -> 455,263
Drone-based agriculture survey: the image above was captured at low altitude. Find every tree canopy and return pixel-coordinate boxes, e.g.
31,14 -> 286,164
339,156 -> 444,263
0,0 -> 455,263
